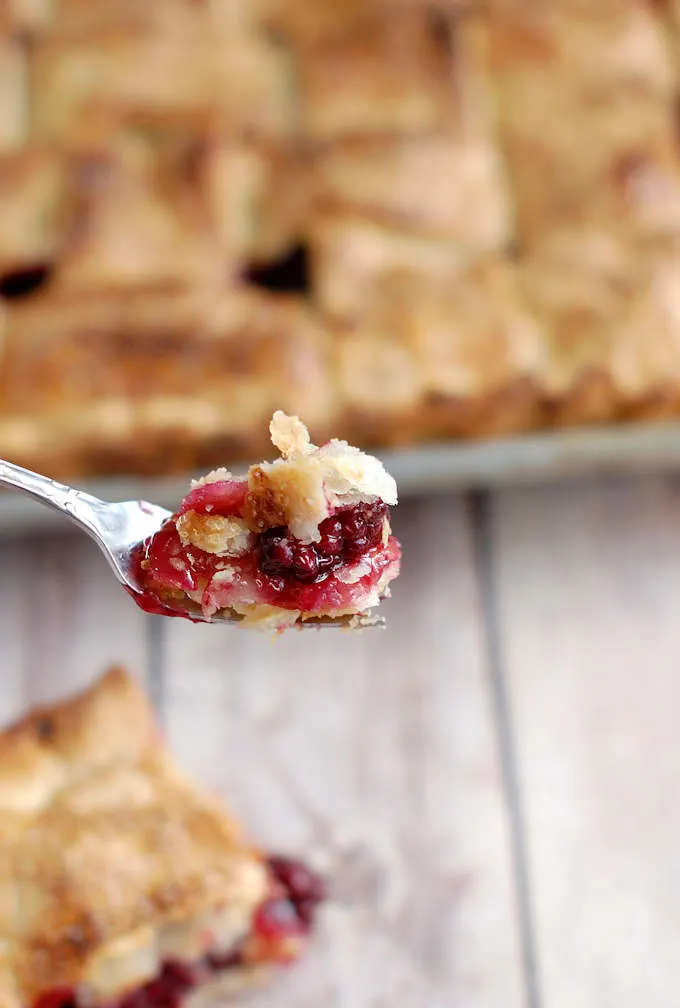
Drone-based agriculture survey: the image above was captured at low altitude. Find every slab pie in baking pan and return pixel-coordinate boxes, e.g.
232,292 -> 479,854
0,667 -> 325,1008
2,1 -> 680,478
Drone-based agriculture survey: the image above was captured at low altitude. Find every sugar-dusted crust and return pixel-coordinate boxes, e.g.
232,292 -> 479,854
5,1 -> 680,482
0,286 -> 335,480
0,668 -> 269,1008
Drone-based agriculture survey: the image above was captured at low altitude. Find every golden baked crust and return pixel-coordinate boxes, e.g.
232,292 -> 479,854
0,667 -> 269,1008
0,286 -> 335,478
333,258 -> 545,442
295,8 -> 457,139
29,7 -> 294,141
0,32 -> 27,152
521,238 -> 680,424
488,1 -> 680,243
311,132 -> 510,248
0,148 -> 65,271
2,1 -> 680,476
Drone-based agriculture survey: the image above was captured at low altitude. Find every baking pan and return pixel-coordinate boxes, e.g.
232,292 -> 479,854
2,421 -> 680,534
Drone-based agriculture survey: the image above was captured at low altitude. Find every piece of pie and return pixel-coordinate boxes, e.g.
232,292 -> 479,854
133,410 -> 400,630
0,666 -> 325,1008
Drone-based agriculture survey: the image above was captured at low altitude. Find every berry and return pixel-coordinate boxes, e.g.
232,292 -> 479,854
264,535 -> 295,570
293,545 -> 319,582
317,517 -> 343,556
268,856 -> 326,905
259,528 -> 295,576
344,533 -> 370,560
144,979 -> 181,1008
340,510 -> 364,537
159,961 -> 199,992
253,898 -> 303,941
258,502 -> 389,584
33,990 -> 76,1008
206,949 -> 242,972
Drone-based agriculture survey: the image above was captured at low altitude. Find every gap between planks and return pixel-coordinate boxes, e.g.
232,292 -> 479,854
469,489 -> 541,1008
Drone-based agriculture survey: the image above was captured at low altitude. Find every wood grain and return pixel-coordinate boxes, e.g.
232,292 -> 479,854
491,476 -> 680,1008
162,497 -> 524,1008
0,531 -> 149,720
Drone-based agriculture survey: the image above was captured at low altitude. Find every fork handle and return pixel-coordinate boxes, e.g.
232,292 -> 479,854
0,459 -> 104,534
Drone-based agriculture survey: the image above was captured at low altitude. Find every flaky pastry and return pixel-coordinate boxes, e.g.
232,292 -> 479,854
0,667 -> 325,1008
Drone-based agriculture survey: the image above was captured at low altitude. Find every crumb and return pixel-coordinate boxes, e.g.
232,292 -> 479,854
176,511 -> 254,556
269,411 -> 313,458
190,467 -> 232,489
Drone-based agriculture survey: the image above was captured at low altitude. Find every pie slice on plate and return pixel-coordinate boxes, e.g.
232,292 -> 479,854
133,411 -> 401,630
0,667 -> 325,1008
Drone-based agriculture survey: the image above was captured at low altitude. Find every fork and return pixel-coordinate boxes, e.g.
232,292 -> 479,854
0,459 -> 385,628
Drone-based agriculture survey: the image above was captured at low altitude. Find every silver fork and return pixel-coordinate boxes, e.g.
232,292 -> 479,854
0,459 -> 385,628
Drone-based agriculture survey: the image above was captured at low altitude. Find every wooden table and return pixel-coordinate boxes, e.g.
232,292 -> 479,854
2,475 -> 679,1007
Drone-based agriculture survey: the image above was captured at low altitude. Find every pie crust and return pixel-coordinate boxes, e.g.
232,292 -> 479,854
0,667 -> 325,1008
2,2 -> 680,478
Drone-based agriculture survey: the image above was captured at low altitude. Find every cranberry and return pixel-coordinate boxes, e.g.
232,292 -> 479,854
119,989 -> 153,1008
253,898 -> 303,941
317,517 -> 343,556
264,534 -> 295,569
258,502 -> 389,585
268,856 -> 326,905
293,545 -> 319,581
344,533 -> 370,559
33,990 -> 76,1008
259,528 -> 294,575
144,978 -> 181,1008
206,948 -> 242,972
339,510 -> 364,537
340,503 -> 387,559
316,554 -> 337,576
159,961 -> 200,992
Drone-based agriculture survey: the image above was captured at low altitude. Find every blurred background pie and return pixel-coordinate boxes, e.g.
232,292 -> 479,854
1,0 -> 680,478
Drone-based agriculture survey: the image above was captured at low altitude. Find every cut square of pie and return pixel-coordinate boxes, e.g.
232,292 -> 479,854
0,667 -> 325,1008
133,411 -> 401,630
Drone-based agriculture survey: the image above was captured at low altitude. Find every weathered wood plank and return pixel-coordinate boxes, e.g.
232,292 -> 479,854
0,537 -> 33,723
162,496 -> 524,1007
491,476 -> 680,1008
0,531 -> 149,717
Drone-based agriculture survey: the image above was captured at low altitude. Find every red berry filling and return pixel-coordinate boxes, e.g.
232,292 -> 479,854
176,479 -> 248,518
33,990 -> 76,1008
133,478 -> 400,620
259,503 -> 388,584
118,960 -> 200,1008
30,858 -> 325,1008
268,855 -> 327,905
